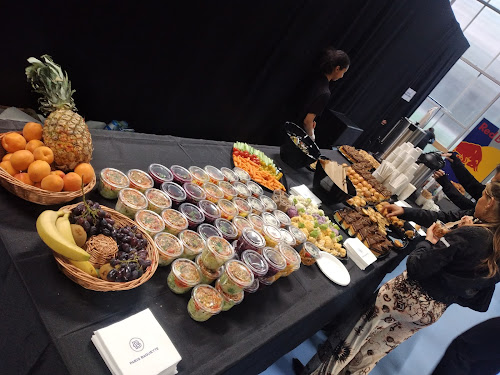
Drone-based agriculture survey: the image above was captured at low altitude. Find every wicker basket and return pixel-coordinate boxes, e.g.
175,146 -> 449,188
0,131 -> 96,205
53,204 -> 159,291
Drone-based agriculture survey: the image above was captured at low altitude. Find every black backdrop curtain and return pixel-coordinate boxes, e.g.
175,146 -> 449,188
0,0 -> 467,147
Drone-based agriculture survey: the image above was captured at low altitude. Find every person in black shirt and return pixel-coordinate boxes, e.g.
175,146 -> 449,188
416,127 -> 435,150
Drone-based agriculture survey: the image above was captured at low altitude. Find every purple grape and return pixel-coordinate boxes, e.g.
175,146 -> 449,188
89,226 -> 99,236
135,233 -> 143,240
131,270 -> 139,280
110,258 -> 120,267
107,269 -> 118,281
120,243 -> 131,252
138,259 -> 151,269
107,218 -> 115,226
129,237 -> 138,247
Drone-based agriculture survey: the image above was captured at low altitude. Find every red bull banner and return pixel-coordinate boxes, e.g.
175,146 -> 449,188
446,118 -> 500,182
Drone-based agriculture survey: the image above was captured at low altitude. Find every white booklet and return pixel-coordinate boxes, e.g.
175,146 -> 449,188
92,308 -> 182,375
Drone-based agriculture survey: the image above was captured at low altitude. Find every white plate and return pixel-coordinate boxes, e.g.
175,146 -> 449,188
316,251 -> 350,286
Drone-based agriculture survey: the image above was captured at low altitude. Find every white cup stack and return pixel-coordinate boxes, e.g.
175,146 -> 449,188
397,183 -> 416,201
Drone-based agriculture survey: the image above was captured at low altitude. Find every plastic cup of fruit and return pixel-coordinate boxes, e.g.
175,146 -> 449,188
232,181 -> 252,199
246,180 -> 263,198
127,169 -> 154,193
188,166 -> 210,186
234,227 -> 266,257
179,203 -> 205,229
261,247 -> 287,277
279,228 -> 296,247
167,258 -> 201,294
218,180 -> 238,201
299,241 -> 320,266
145,188 -> 172,214
178,229 -> 206,260
197,199 -> 221,224
232,197 -> 251,218
170,165 -> 193,185
204,165 -> 225,184
214,218 -> 239,242
217,259 -> 254,295
182,182 -> 206,204
200,236 -> 234,271
261,212 -> 280,228
262,224 -> 282,248
217,199 -> 239,221
244,278 -> 260,293
195,254 -> 224,284
154,232 -> 183,266
288,225 -> 307,251
220,167 -> 239,183
148,163 -> 173,188
187,284 -> 224,322
273,209 -> 292,228
247,213 -> 264,233
233,167 -> 250,183
260,195 -> 278,212
215,279 -> 244,311
99,167 -> 129,199
202,182 -> 224,203
247,196 -> 265,215
134,209 -> 165,237
257,275 -> 274,290
232,216 -> 252,238
241,249 -> 269,279
161,208 -> 189,235
115,188 -> 148,219
277,243 -> 301,277
197,223 -> 223,241
161,181 -> 187,209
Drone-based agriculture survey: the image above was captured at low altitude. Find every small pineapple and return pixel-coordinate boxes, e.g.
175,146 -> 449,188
26,55 -> 93,171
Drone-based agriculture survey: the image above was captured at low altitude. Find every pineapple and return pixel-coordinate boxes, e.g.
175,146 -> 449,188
25,55 -> 93,171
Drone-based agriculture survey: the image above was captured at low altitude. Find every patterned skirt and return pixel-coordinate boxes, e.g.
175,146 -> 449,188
310,271 -> 448,375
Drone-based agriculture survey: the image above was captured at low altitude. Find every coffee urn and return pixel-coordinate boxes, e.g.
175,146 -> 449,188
380,118 -> 428,159
411,152 -> 445,195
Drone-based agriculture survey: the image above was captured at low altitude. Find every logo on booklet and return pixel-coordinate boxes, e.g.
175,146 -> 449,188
129,338 -> 144,352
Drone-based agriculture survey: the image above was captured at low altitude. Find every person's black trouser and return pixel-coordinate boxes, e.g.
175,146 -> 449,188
432,317 -> 500,375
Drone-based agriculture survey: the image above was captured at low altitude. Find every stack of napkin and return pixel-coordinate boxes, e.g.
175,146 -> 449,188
92,309 -> 182,375
343,238 -> 377,270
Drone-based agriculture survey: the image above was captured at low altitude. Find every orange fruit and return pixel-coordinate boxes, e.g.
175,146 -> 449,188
10,150 -> 35,171
2,153 -> 12,161
33,146 -> 54,164
14,173 -> 34,186
28,160 -> 51,182
34,181 -> 42,189
41,174 -> 64,192
26,139 -> 44,153
0,160 -> 17,176
1,132 -> 27,153
63,172 -> 83,191
22,122 -> 43,141
51,170 -> 65,178
74,163 -> 95,184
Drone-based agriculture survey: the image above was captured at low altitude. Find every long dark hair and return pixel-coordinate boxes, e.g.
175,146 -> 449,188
477,182 -> 500,278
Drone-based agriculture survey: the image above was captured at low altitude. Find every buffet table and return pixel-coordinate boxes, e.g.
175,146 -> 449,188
0,120 -> 416,375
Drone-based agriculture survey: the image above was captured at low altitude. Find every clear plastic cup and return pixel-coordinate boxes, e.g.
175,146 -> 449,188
246,180 -> 263,197
218,180 -> 238,201
217,259 -> 254,295
179,203 -> 205,229
248,196 -> 265,215
161,181 -> 187,208
261,247 -> 286,277
232,197 -> 251,217
182,182 -> 206,204
197,223 -> 223,241
200,236 -> 234,271
134,209 -> 165,237
154,232 -> 183,266
202,182 -> 224,203
257,275 -> 274,290
234,227 -> 266,257
215,279 -> 244,311
99,167 -> 129,199
195,254 -> 224,285
288,225 -> 307,251
161,208 -> 189,235
148,164 -> 173,188
187,284 -> 223,321
232,181 -> 251,199
170,165 -> 193,185
241,249 -> 269,278
214,218 -> 239,242
244,278 -> 260,293
197,199 -> 221,224
247,213 -> 264,233
260,195 -> 278,212
262,224 -> 282,248
279,228 -> 296,247
127,169 -> 154,193
276,243 -> 301,277
167,258 -> 201,294
115,188 -> 148,219
299,241 -> 320,266
204,165 -> 225,184
178,229 -> 206,260
188,166 -> 210,186
261,212 -> 280,228
232,216 -> 252,238
217,199 -> 239,221
232,167 -> 250,183
220,167 -> 239,183
273,209 -> 292,228
145,188 -> 172,214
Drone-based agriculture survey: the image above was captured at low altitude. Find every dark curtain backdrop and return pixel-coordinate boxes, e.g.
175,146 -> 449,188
0,0 -> 467,147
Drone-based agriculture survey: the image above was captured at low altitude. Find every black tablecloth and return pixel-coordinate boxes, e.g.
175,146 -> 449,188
0,120 -> 415,375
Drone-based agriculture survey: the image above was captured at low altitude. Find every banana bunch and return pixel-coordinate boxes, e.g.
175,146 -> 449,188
37,210 -> 97,277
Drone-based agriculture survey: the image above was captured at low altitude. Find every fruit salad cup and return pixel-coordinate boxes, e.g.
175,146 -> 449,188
145,188 -> 172,214
218,180 -> 238,201
260,195 -> 278,212
299,241 -> 320,266
240,250 -> 269,279
220,167 -> 239,183
261,212 -> 280,228
98,167 -> 129,199
262,224 -> 282,248
154,232 -> 183,266
170,165 -> 193,185
195,254 -> 224,284
161,182 -> 187,208
200,236 -> 234,271
148,163 -> 173,188
215,279 -> 244,312
188,166 -> 210,186
178,229 -> 206,260
232,181 -> 252,199
234,227 -> 266,257
232,197 -> 251,217
187,284 -> 224,322
202,182 -> 224,203
275,243 -> 301,278
167,258 -> 201,294
244,278 -> 260,294
232,167 -> 250,183
127,169 -> 154,193
247,213 -> 264,233
161,208 -> 189,235
247,196 -> 265,215
197,199 -> 221,224
197,223 -> 223,241
232,216 -> 252,238
115,188 -> 148,219
279,228 -> 296,247
179,203 -> 205,229
134,209 -> 165,237
182,182 -> 206,204
214,218 -> 239,242
287,225 -> 307,252
217,259 -> 254,295
273,209 -> 292,228
217,199 -> 239,221
204,165 -> 225,184
246,180 -> 263,198
261,247 -> 286,278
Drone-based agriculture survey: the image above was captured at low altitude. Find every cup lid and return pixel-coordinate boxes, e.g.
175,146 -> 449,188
215,279 -> 244,304
198,199 -> 221,218
218,181 -> 237,197
247,213 -> 264,230
195,254 -> 224,278
260,195 -> 278,211
204,165 -> 224,181
220,167 -> 239,182
241,227 -> 266,248
233,167 -> 250,182
127,169 -> 154,188
248,196 -> 264,212
202,182 -> 224,200
161,182 -> 187,201
261,212 -> 280,228
118,188 -> 148,209
218,199 -> 239,217
262,247 -> 286,270
273,209 -> 292,226
214,218 -> 238,238
172,258 -> 201,285
135,209 -> 165,233
148,164 -> 173,183
225,259 -> 254,287
279,228 -> 296,246
303,241 -> 320,258
263,224 -> 282,241
183,182 -> 206,200
179,203 -> 205,224
233,197 -> 251,213
246,180 -> 263,196
288,225 -> 307,243
161,208 -> 188,229
232,216 -> 252,233
170,165 -> 193,182
101,168 -> 129,188
145,188 -> 172,209
197,223 -> 223,240
278,243 -> 301,267
188,166 -> 209,182
241,249 -> 269,277
192,284 -> 224,314
154,232 -> 183,257
178,230 -> 205,252
233,181 -> 251,197
206,236 -> 234,258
